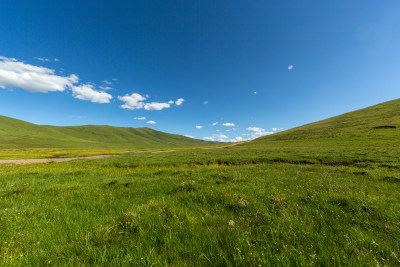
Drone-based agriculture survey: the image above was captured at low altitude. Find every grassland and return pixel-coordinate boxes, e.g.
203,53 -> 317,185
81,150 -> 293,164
0,115 -> 219,159
0,99 -> 399,265
0,115 -> 215,150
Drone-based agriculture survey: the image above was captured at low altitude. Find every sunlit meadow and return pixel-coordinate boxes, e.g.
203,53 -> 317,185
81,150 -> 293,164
1,141 -> 400,265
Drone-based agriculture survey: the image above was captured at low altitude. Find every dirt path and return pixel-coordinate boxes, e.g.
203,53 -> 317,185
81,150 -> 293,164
0,155 -> 118,166
0,141 -> 251,166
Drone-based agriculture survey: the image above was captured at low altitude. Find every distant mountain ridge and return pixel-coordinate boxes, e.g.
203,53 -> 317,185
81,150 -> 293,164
0,115 -> 215,149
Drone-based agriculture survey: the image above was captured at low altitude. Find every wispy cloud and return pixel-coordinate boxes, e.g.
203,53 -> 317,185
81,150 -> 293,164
99,86 -> 113,90
212,122 -> 218,126
34,57 -> 50,62
35,57 -> 59,62
222,122 -> 235,127
99,79 -> 114,90
134,117 -> 146,120
147,120 -> 156,124
195,125 -> 203,129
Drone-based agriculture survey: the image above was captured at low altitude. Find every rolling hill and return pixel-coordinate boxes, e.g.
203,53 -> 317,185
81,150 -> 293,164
0,115 -> 215,149
250,98 -> 400,145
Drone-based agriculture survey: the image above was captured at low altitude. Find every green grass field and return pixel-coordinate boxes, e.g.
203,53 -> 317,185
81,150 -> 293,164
1,99 -> 399,265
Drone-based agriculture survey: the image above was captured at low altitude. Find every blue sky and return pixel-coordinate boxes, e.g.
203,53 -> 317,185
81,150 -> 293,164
1,1 -> 399,142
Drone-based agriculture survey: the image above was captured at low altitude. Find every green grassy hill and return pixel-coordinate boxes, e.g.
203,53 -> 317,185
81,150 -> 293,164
0,115 -> 214,149
250,98 -> 400,145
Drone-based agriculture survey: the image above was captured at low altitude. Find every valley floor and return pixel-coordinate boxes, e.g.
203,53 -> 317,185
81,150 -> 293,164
1,142 -> 399,265
0,141 -> 248,165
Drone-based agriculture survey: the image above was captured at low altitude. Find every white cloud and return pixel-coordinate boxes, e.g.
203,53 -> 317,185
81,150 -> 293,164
134,117 -> 146,120
222,123 -> 235,127
102,80 -> 112,85
144,102 -> 171,110
54,58 -> 60,62
0,56 -> 78,93
229,136 -> 243,142
246,127 -> 274,139
216,129 -> 221,132
218,134 -> 228,139
118,93 -> 146,110
0,56 -> 113,104
203,101 -> 208,105
212,122 -> 218,126
272,128 -> 277,131
175,98 -> 184,106
147,120 -> 156,124
71,84 -> 112,103
118,93 -> 183,111
215,134 -> 228,142
195,125 -> 203,129
184,135 -> 195,138
204,133 -> 228,142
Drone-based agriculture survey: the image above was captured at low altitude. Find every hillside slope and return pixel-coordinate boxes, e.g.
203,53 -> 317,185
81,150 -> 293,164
251,98 -> 400,145
0,115 -> 214,149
